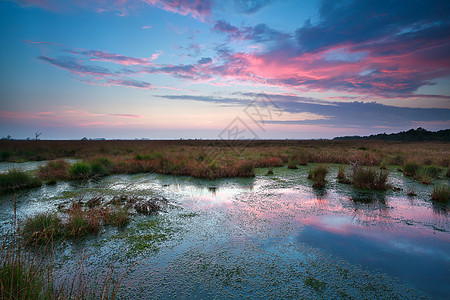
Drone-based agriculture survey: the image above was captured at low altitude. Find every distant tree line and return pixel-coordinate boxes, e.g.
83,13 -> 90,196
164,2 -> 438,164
334,127 -> 450,141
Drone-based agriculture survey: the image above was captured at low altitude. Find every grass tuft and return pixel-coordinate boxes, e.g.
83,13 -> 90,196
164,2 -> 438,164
431,185 -> 449,202
403,162 -> 420,177
66,202 -> 101,237
38,159 -> 70,181
22,213 -> 62,245
105,207 -> 130,227
0,169 -> 42,194
351,165 -> 389,190
308,165 -> 328,187
69,162 -> 91,179
287,159 -> 298,169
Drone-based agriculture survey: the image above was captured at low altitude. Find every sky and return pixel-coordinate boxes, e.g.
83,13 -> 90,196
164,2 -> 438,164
0,0 -> 449,140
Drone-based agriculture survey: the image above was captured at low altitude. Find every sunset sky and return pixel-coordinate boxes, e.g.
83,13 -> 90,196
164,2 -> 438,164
1,0 -> 449,139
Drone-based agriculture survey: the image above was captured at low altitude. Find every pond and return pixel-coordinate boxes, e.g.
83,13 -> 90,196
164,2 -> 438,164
0,164 -> 448,299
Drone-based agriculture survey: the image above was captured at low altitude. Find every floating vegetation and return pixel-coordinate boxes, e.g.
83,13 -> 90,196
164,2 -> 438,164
304,276 -> 327,293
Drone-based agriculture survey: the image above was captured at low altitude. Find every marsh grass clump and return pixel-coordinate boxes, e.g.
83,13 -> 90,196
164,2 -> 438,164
105,207 -> 129,227
351,165 -> 389,190
22,213 -> 62,245
90,157 -> 112,176
266,167 -> 274,175
414,168 -> 433,184
234,161 -> 255,177
38,159 -> 70,181
0,169 -> 42,194
69,162 -> 91,179
446,168 -> 450,178
431,185 -> 449,202
411,165 -> 443,184
287,159 -> 298,169
308,165 -> 329,187
337,165 -> 351,184
66,202 -> 101,237
403,162 -> 420,177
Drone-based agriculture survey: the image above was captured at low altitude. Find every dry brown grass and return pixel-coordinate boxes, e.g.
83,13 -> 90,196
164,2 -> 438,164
1,140 -> 449,180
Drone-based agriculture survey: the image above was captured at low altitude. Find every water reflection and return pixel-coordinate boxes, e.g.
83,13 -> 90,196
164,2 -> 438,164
431,201 -> 449,216
350,190 -> 387,204
1,165 -> 449,299
300,214 -> 450,298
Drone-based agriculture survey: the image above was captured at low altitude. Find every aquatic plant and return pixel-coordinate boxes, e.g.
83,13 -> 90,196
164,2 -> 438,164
0,169 -> 42,194
66,202 -> 100,237
304,276 -> 326,293
431,185 -> 449,202
413,168 -> 433,184
351,166 -> 389,190
22,212 -> 62,245
1,229 -> 134,299
337,165 -> 351,184
105,207 -> 129,227
0,242 -> 53,299
38,159 -> 70,181
403,162 -> 420,177
407,188 -> 417,197
90,157 -> 112,176
234,161 -> 255,177
421,165 -> 443,179
308,165 -> 329,187
69,162 -> 91,179
287,158 -> 298,169
266,167 -> 274,175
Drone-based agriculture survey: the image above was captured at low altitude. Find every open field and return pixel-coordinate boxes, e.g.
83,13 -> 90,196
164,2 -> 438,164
1,140 -> 449,180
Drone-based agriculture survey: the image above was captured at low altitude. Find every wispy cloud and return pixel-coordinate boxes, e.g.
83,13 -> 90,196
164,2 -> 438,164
156,92 -> 450,129
9,0 -> 214,20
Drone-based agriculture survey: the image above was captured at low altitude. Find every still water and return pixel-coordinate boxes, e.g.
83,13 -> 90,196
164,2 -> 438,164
0,164 -> 448,299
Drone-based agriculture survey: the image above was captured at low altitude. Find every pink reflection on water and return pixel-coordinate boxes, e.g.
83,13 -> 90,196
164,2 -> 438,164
302,214 -> 450,244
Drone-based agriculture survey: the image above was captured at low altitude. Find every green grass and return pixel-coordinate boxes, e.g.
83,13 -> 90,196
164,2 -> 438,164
351,166 -> 389,190
403,162 -> 420,177
22,213 -> 62,245
287,159 -> 298,169
90,157 -> 112,176
337,165 -> 351,184
0,169 -> 42,194
308,165 -> 329,187
431,185 -> 449,202
1,231 -> 133,299
0,250 -> 52,299
105,207 -> 130,227
38,159 -> 70,181
68,162 -> 91,179
66,203 -> 100,237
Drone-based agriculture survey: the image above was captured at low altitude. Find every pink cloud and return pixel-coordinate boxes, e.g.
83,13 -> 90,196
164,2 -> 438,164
11,0 -> 213,20
143,0 -> 212,21
108,113 -> 143,118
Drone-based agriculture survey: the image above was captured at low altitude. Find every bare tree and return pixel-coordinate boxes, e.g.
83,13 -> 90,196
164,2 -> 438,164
35,132 -> 42,141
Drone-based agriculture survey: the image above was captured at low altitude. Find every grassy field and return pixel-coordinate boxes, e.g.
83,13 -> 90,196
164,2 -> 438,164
1,139 -> 449,180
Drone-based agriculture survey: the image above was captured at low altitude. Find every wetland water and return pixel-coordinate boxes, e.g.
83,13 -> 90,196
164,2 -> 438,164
0,164 -> 448,299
